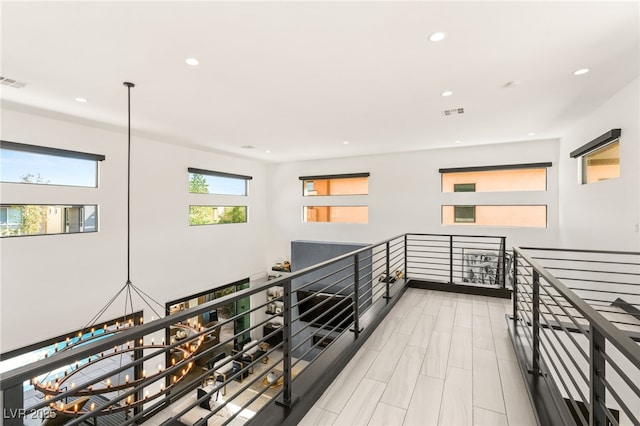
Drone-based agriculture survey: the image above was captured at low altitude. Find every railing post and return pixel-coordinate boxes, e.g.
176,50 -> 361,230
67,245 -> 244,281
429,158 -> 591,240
531,270 -> 541,375
513,250 -> 518,330
590,324 -> 606,426
384,241 -> 391,302
404,234 -> 408,279
2,383 -> 24,426
351,254 -> 362,337
500,237 -> 507,288
276,279 -> 297,407
449,235 -> 454,284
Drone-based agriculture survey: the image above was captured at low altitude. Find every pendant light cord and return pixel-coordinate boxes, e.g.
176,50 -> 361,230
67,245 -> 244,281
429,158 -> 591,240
124,82 -> 135,285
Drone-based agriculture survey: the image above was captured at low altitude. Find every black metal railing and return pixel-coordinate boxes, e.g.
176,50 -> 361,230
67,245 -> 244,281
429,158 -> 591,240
0,234 -> 408,426
511,247 -> 640,426
1,232 -> 509,426
406,233 -> 508,288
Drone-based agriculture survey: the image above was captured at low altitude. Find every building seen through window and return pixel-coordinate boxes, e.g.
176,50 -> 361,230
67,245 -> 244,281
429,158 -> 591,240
443,205 -> 547,228
303,176 -> 368,196
0,205 -> 97,237
442,167 -> 547,192
303,206 -> 368,223
582,140 -> 620,184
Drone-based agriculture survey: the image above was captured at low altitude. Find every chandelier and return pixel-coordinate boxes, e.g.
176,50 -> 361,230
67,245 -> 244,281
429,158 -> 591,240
29,82 -> 202,418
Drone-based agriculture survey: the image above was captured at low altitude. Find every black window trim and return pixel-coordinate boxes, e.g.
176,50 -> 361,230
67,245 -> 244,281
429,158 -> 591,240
569,129 -> 621,159
188,167 -> 253,181
299,172 -> 370,181
453,205 -> 476,223
439,162 -> 552,174
1,140 -> 105,161
454,183 -> 476,192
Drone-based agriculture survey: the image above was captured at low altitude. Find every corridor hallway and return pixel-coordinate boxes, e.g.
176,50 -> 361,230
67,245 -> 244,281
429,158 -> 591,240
302,288 -> 538,426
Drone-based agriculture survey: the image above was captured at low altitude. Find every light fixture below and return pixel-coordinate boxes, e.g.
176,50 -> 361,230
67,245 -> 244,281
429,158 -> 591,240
75,98 -> 88,103
185,58 -> 199,66
441,91 -> 453,97
573,68 -> 590,76
429,32 -> 447,42
31,82 -> 204,419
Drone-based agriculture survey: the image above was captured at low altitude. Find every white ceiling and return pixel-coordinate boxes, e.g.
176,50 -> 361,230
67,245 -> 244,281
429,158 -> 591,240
1,1 -> 638,163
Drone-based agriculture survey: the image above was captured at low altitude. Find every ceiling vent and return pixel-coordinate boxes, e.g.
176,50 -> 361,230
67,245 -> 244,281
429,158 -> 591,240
0,76 -> 26,88
241,145 -> 256,149
442,107 -> 464,116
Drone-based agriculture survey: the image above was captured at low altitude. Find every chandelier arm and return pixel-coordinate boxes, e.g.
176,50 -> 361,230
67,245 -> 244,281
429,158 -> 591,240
129,285 -> 166,320
79,283 -> 130,332
129,283 -> 170,316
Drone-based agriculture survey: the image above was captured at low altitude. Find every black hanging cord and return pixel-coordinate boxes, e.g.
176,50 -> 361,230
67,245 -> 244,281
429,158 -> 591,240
123,82 -> 135,284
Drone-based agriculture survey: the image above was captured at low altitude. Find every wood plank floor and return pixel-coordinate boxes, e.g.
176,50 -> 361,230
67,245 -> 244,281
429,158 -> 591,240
301,288 -> 538,426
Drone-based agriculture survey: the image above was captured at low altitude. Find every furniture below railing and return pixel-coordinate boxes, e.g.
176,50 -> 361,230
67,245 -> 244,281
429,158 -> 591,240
406,233 -> 510,298
510,247 -> 640,426
0,232 -> 511,426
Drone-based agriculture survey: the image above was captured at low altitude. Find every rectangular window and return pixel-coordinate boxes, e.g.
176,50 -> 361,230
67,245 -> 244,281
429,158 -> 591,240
581,140 -> 620,184
454,206 -> 476,223
442,205 -> 547,228
0,204 -> 98,237
454,183 -> 476,192
189,206 -> 247,225
303,206 -> 368,223
300,173 -> 369,196
1,141 -> 104,187
570,129 -> 621,185
188,168 -> 251,196
441,164 -> 549,192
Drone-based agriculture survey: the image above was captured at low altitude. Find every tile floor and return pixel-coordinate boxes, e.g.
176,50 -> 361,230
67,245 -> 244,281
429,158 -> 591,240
300,288 -> 538,426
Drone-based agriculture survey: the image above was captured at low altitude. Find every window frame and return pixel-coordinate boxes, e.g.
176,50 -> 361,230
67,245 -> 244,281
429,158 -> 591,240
188,205 -> 248,226
453,205 -> 476,223
454,183 -> 476,192
188,167 -> 252,196
1,140 -> 104,188
299,172 -> 370,197
302,205 -> 369,224
580,140 -> 620,185
440,162 -> 551,193
0,204 -> 98,238
569,129 -> 621,185
442,204 -> 548,228
440,162 -> 551,229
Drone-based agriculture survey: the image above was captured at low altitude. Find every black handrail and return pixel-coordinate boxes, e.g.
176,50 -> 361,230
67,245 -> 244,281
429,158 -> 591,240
0,232 -> 512,426
512,246 -> 640,426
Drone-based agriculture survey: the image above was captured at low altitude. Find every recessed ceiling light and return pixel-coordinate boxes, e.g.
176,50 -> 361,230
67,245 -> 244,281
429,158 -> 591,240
429,32 -> 447,42
573,68 -> 589,76
75,97 -> 87,103
441,91 -> 453,97
343,141 -> 350,145
455,140 -> 461,144
185,58 -> 199,66
265,150 -> 271,153
528,132 -> 536,136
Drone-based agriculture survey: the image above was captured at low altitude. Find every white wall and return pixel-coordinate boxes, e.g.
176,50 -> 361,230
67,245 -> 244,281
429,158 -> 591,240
558,77 -> 640,251
0,107 -> 268,353
266,139 -> 560,263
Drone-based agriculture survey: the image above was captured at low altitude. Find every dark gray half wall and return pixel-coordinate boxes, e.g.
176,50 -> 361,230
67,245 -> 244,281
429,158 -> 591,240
290,240 -> 373,360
